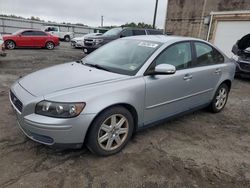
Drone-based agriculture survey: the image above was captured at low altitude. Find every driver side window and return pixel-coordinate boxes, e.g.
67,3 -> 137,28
154,42 -> 192,70
121,29 -> 133,37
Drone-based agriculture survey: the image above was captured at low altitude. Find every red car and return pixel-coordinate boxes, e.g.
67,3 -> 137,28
3,29 -> 59,50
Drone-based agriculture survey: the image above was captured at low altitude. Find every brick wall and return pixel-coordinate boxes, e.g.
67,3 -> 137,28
165,0 -> 250,39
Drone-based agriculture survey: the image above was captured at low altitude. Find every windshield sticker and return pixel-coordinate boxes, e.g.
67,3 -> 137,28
138,42 -> 158,48
129,65 -> 137,70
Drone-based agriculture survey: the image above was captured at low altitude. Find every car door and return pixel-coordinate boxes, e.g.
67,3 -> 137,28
50,27 -> 60,38
16,31 -> 34,46
33,31 -> 48,47
184,41 -> 225,109
144,42 -> 195,124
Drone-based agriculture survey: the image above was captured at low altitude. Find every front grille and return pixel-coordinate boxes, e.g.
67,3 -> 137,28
84,39 -> 94,47
240,62 -> 250,72
10,90 -> 23,112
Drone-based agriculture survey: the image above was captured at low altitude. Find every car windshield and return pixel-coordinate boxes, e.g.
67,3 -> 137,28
82,39 -> 162,75
103,28 -> 122,37
12,30 -> 24,35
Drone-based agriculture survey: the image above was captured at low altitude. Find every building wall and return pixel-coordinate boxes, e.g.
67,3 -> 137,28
165,0 -> 250,39
0,16 -> 108,37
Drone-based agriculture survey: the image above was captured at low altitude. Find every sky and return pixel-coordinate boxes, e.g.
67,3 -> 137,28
0,0 -> 168,29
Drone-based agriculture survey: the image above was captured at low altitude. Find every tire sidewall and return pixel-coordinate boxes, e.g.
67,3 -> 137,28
64,36 -> 70,42
211,83 -> 229,113
86,106 -> 134,156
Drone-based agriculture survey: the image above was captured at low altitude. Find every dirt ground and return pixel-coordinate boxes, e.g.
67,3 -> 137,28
0,42 -> 249,188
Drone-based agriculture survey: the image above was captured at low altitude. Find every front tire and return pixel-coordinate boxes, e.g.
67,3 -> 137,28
86,106 -> 134,156
45,41 -> 55,50
209,83 -> 229,113
5,40 -> 15,49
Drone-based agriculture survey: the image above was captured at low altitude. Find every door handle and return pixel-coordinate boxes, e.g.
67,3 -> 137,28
214,68 -> 221,74
183,74 -> 192,80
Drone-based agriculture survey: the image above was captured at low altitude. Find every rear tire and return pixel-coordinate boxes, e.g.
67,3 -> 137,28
5,40 -> 15,49
209,83 -> 229,113
64,35 -> 70,42
45,41 -> 55,50
86,106 -> 134,156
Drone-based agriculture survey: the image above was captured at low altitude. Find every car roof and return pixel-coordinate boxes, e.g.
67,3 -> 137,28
15,29 -> 44,33
125,35 -> 205,44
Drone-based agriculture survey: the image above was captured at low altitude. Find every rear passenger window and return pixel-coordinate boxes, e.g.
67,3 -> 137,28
194,42 -> 224,67
133,30 -> 146,35
34,31 -> 47,36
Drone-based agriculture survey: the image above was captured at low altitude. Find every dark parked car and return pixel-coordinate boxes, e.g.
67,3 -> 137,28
3,29 -> 60,50
83,27 -> 163,54
232,34 -> 250,78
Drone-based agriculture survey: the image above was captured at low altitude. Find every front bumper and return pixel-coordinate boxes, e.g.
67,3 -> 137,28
71,41 -> 83,48
9,83 -> 96,149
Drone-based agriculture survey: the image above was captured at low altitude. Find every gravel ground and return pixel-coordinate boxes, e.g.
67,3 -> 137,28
0,42 -> 249,188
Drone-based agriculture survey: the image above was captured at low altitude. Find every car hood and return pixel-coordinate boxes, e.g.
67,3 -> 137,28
72,36 -> 85,41
232,34 -> 250,55
18,62 -> 126,97
2,34 -> 13,39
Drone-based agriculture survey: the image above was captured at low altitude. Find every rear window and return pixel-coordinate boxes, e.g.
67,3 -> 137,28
34,31 -> 47,36
133,30 -> 146,36
147,30 -> 163,35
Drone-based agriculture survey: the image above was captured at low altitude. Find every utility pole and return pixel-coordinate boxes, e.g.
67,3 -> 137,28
101,15 -> 104,27
153,0 -> 159,29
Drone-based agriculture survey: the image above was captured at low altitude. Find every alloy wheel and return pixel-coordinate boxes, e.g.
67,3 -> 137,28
6,41 -> 15,49
215,87 -> 227,110
46,42 -> 54,50
97,114 -> 129,151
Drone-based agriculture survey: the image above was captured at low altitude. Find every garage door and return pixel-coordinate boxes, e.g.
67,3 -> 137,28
213,21 -> 250,57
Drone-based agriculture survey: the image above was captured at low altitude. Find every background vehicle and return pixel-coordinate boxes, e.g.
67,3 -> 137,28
0,34 -> 6,57
43,26 -> 74,42
83,27 -> 163,53
71,33 -> 102,48
10,36 -> 235,156
232,34 -> 250,78
3,29 -> 59,50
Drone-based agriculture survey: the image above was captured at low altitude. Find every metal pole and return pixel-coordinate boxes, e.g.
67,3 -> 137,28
101,16 -> 104,27
153,0 -> 159,29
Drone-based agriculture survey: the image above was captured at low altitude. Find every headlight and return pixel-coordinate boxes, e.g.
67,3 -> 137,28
232,55 -> 239,61
93,39 -> 103,44
35,101 -> 85,118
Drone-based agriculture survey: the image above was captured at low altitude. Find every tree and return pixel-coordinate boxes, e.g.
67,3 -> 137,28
121,22 -> 154,29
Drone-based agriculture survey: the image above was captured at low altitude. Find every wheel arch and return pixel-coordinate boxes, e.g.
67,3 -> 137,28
5,39 -> 16,47
83,103 -> 138,143
220,79 -> 232,91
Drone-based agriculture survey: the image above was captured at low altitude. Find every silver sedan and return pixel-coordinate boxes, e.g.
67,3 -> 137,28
10,35 -> 235,156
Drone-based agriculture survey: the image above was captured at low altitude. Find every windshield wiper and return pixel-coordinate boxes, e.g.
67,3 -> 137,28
76,59 -> 84,64
84,63 -> 111,72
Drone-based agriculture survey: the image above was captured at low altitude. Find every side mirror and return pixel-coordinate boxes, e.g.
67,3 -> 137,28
148,64 -> 176,75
